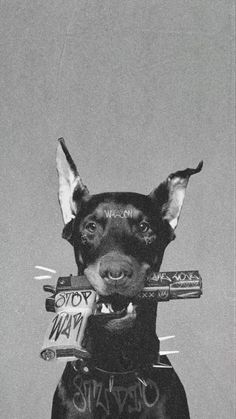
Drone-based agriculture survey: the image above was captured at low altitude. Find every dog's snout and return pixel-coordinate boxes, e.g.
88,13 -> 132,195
99,253 -> 133,282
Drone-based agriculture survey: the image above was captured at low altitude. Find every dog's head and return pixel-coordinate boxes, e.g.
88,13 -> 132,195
57,138 -> 202,300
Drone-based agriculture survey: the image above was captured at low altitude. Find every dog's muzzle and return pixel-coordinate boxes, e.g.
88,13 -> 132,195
99,253 -> 133,284
84,252 -> 150,297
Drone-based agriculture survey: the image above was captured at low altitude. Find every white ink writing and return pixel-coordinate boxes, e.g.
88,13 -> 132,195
104,209 -> 133,218
73,376 -> 160,415
172,272 -> 199,282
151,271 -> 200,284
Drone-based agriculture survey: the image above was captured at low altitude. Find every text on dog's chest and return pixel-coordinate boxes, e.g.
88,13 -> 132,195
73,375 -> 160,415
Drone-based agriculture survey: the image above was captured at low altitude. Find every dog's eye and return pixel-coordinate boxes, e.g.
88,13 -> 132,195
139,221 -> 150,233
85,222 -> 97,233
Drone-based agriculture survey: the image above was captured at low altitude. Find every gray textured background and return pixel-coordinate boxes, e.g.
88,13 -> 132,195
0,1 -> 235,418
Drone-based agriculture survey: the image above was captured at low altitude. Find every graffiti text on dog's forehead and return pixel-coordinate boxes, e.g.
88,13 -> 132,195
104,209 -> 133,218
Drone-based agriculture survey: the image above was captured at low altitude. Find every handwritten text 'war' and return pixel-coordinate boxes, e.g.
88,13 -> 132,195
49,312 -> 83,342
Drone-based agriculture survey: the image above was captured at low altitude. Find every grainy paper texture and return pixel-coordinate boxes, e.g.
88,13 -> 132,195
0,1 -> 234,418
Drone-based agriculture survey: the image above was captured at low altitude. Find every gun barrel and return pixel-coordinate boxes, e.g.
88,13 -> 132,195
139,271 -> 202,301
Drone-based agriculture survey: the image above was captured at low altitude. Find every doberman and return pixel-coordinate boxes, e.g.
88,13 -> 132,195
51,138 -> 202,419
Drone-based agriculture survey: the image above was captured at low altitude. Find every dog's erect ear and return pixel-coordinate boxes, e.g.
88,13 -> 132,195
56,138 -> 89,224
149,161 -> 203,229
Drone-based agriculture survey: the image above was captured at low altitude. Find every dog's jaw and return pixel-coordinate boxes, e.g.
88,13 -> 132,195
83,298 -> 159,372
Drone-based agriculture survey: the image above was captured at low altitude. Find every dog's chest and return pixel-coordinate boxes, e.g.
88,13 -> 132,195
55,363 -> 188,419
73,375 -> 161,418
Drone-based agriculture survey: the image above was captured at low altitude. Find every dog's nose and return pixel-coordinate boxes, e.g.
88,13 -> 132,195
99,253 -> 133,282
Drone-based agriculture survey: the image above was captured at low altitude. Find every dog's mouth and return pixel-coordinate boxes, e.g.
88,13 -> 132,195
84,256 -> 150,328
93,294 -> 139,332
96,294 -> 136,316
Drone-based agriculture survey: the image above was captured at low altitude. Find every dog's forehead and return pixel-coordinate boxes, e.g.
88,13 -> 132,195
81,192 -> 154,217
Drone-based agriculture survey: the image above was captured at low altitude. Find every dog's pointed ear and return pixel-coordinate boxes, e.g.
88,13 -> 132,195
149,161 -> 203,229
56,138 -> 89,224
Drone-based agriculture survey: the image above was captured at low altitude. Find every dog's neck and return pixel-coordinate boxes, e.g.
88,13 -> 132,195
82,300 -> 160,373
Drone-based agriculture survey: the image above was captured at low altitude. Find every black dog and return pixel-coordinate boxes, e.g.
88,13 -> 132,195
52,138 -> 202,419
